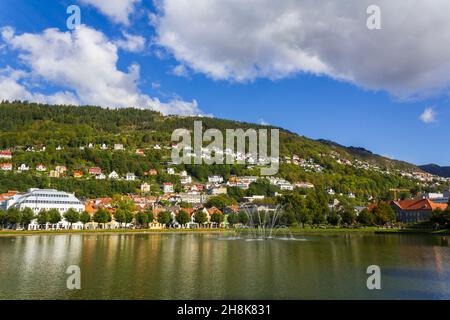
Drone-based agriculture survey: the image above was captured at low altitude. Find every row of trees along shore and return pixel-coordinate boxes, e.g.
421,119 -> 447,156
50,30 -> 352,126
0,202 -> 419,230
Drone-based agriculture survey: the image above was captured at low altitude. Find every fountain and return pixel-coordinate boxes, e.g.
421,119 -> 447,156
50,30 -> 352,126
230,205 -> 308,241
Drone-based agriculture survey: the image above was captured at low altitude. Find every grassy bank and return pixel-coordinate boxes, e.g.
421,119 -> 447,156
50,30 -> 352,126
375,229 -> 450,236
2,227 -> 447,237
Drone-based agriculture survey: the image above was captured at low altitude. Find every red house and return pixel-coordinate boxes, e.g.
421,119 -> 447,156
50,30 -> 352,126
88,167 -> 102,175
0,150 -> 12,159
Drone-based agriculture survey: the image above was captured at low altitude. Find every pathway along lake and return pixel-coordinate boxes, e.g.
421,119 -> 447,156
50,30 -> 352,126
0,232 -> 449,299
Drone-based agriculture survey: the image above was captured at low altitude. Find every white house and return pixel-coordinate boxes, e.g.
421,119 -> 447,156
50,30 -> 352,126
96,173 -> 106,180
125,173 -> 136,181
181,175 -> 192,185
208,175 -> 224,184
108,171 -> 120,180
167,168 -> 175,175
17,164 -> 30,171
163,183 -> 174,194
114,144 -> 124,150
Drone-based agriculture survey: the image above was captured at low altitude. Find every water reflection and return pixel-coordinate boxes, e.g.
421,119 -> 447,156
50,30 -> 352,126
0,233 -> 449,300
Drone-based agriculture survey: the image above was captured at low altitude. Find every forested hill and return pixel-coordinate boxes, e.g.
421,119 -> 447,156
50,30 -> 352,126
420,164 -> 450,178
0,101 -> 418,172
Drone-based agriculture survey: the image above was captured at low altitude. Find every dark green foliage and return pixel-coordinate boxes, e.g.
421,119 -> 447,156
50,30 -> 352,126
194,210 -> 208,225
210,212 -> 224,225
176,210 -> 191,226
157,211 -> 172,226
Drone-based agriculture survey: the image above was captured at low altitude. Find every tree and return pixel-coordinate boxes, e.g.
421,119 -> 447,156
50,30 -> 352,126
373,203 -> 396,226
64,209 -> 80,229
0,210 -> 6,228
48,209 -> 62,225
21,208 -> 35,229
340,208 -> 357,226
238,211 -> 249,225
194,210 -> 208,225
115,208 -> 128,227
79,211 -> 92,227
93,208 -> 112,229
357,208 -> 375,226
227,213 -> 239,227
6,208 -> 22,229
157,211 -> 172,227
312,212 -> 326,225
136,211 -> 152,228
206,195 -> 237,210
36,210 -> 50,226
176,210 -> 191,226
210,212 -> 224,227
179,202 -> 193,209
279,211 -> 297,227
327,211 -> 341,226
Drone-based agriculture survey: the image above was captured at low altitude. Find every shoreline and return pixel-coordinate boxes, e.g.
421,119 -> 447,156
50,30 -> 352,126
1,227 -> 448,237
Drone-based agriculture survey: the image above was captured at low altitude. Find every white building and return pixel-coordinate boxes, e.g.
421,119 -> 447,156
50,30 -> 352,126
208,175 -> 224,184
108,171 -> 120,180
125,173 -> 136,181
167,168 -> 175,175
3,189 -> 85,230
163,183 -> 174,193
114,144 -> 124,150
180,175 -> 192,185
180,193 -> 210,204
4,188 -> 84,213
96,173 -> 106,180
17,164 -> 30,171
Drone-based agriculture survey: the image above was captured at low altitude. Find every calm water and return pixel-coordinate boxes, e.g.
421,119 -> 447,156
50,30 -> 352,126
0,232 -> 449,300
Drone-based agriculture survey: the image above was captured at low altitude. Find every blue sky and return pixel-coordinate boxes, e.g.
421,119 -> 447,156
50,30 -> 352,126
0,0 -> 449,165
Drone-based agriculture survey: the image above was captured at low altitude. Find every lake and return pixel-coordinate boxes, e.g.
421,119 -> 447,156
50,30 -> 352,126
0,232 -> 449,300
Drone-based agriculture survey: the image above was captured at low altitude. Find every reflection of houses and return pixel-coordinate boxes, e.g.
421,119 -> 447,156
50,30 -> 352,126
391,199 -> 448,223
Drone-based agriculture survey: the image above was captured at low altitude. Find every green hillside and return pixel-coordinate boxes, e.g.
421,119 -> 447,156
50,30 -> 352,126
0,101 -> 441,201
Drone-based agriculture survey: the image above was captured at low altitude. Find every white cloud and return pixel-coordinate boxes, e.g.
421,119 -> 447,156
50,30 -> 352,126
154,0 -> 450,98
420,107 -> 437,124
79,0 -> 140,25
115,32 -> 146,52
171,64 -> 189,77
0,25 -> 202,116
